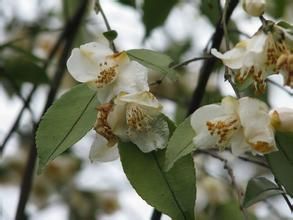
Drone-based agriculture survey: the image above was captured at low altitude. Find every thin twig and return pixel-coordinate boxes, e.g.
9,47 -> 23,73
14,1 -> 90,219
195,149 -> 248,219
171,56 -> 212,69
267,78 -> 293,96
151,209 -> 162,220
95,0 -> 117,53
274,178 -> 293,213
237,156 -> 269,168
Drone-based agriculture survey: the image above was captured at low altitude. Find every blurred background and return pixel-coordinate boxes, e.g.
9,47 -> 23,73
0,0 -> 292,219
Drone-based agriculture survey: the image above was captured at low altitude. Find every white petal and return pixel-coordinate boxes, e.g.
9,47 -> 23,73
116,61 -> 149,94
270,108 -> 293,132
80,42 -> 112,62
89,134 -> 119,162
239,97 -> 277,153
129,115 -> 169,152
116,91 -> 161,110
191,104 -> 226,149
230,128 -> 250,156
211,43 -> 247,69
67,48 -> 98,82
107,103 -> 129,141
221,96 -> 239,115
190,104 -> 225,133
96,60 -> 149,103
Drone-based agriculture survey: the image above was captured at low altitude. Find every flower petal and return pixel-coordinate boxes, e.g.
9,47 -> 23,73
230,128 -> 251,156
270,107 -> 293,132
211,43 -> 247,69
191,104 -> 226,148
238,97 -> 277,153
67,48 -> 98,82
89,134 -> 119,162
128,114 -> 169,152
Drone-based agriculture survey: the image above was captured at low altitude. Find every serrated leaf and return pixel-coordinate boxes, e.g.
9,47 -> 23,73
243,177 -> 283,208
103,30 -> 118,41
126,49 -> 177,80
165,116 -> 196,171
143,0 -> 178,37
36,84 -> 97,173
2,56 -> 48,84
119,142 -> 196,220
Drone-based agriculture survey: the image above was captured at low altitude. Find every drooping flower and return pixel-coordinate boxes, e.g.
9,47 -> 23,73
108,91 -> 170,153
89,103 -> 119,162
270,107 -> 293,132
190,96 -> 277,155
67,41 -> 149,103
242,0 -> 266,17
211,26 -> 290,92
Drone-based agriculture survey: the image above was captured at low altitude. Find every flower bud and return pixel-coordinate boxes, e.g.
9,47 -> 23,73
270,108 -> 293,132
242,0 -> 266,17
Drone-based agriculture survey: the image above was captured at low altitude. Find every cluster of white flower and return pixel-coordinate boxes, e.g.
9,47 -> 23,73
190,96 -> 293,155
67,39 -> 169,162
212,23 -> 293,93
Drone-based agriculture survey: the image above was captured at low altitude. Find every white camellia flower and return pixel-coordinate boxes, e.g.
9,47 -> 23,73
67,41 -> 149,103
190,96 -> 277,155
270,107 -> 293,132
242,0 -> 266,17
212,29 -> 288,92
89,103 -> 119,162
108,91 -> 170,153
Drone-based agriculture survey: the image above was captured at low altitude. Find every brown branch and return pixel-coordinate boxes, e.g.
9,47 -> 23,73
14,1 -> 90,219
187,0 -> 239,115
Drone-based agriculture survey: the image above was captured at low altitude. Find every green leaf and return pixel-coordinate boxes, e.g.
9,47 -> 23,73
165,116 -> 196,171
36,84 -> 97,173
119,142 -> 196,220
213,201 -> 257,220
2,56 -> 48,84
143,0 -> 178,36
243,177 -> 283,208
200,0 -> 221,26
103,30 -> 118,41
126,49 -> 177,80
267,0 -> 287,18
275,132 -> 293,162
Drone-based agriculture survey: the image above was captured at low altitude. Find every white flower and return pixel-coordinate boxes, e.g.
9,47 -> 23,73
89,103 -> 119,162
108,91 -> 170,153
190,96 -> 277,155
242,0 -> 266,17
212,30 -> 288,92
67,41 -> 149,103
270,107 -> 293,132
276,53 -> 293,88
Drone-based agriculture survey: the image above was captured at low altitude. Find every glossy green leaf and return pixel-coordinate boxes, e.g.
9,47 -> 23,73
243,177 -> 283,208
165,116 -> 196,171
2,56 -> 48,84
119,141 -> 196,220
143,0 -> 178,36
266,132 -> 293,196
36,84 -> 97,173
200,0 -> 221,26
126,49 -> 177,80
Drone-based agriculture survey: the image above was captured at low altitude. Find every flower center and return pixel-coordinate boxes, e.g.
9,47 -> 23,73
126,104 -> 152,131
95,61 -> 118,88
95,103 -> 117,146
206,116 -> 239,145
